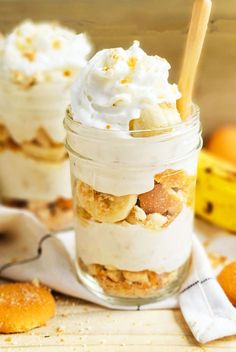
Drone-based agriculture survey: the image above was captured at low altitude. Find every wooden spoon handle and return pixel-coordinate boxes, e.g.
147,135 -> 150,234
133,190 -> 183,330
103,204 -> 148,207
177,0 -> 212,120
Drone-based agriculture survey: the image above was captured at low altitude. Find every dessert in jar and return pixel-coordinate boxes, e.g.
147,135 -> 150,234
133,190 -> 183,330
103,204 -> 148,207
0,21 -> 92,230
64,41 -> 202,304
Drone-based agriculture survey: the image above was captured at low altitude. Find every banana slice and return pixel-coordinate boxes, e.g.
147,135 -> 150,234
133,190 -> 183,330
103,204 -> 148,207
22,142 -> 67,162
76,181 -> 137,223
130,103 -> 180,137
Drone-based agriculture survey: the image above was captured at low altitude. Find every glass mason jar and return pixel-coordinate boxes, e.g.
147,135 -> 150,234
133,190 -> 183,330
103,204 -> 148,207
64,105 -> 202,305
0,74 -> 72,231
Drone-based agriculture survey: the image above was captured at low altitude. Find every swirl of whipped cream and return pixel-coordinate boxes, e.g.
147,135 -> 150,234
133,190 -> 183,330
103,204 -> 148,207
71,41 -> 181,130
0,21 -> 92,81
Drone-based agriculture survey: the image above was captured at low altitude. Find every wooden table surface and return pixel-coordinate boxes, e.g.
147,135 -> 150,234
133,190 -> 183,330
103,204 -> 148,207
0,294 -> 236,351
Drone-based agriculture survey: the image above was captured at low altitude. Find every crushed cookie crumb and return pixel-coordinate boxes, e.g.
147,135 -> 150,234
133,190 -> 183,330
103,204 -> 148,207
127,56 -> 137,69
16,40 -> 27,52
112,53 -> 118,61
23,50 -> 36,62
32,278 -> 40,287
25,36 -> 32,45
52,39 -> 61,49
159,102 -> 174,109
45,73 -> 52,81
56,326 -> 65,334
12,70 -> 24,83
102,66 -> 109,71
120,76 -> 131,84
81,258 -> 177,298
27,77 -> 37,88
4,337 -> 12,342
11,70 -> 38,88
63,69 -> 72,77
208,252 -> 227,269
106,124 -> 111,129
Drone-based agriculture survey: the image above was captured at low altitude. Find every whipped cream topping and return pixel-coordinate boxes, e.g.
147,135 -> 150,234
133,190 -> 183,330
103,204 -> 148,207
0,21 -> 92,81
71,41 -> 181,130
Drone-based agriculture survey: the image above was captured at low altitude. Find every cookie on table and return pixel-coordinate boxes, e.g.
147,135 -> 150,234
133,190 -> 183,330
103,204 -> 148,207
0,282 -> 56,333
218,262 -> 236,306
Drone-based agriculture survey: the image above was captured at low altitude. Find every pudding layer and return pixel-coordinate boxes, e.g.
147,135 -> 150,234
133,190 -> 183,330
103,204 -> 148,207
76,207 -> 193,274
0,149 -> 71,201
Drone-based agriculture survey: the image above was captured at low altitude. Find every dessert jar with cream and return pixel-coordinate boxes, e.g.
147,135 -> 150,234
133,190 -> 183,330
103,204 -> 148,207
0,21 -> 92,230
65,42 -> 202,304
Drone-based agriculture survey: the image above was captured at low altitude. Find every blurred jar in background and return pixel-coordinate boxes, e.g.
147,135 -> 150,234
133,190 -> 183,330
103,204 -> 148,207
0,20 -> 92,230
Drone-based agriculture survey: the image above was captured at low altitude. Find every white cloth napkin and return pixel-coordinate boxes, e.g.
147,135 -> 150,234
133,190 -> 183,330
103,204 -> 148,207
0,205 -> 236,343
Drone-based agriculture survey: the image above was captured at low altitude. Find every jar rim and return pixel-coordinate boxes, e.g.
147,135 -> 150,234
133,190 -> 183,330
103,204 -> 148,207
64,103 -> 202,169
64,103 -> 200,138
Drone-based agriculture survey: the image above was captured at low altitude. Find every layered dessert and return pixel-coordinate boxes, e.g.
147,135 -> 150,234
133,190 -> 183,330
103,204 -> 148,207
65,41 -> 201,301
0,21 -> 92,230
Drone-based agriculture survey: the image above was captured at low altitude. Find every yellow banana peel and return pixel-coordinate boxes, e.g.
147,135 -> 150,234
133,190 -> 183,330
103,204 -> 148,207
195,149 -> 236,233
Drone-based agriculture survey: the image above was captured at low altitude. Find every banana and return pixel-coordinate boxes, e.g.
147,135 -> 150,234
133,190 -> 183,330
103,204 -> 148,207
195,149 -> 236,233
0,124 -> 67,162
130,103 -> 180,137
22,142 -> 67,162
76,181 -> 137,223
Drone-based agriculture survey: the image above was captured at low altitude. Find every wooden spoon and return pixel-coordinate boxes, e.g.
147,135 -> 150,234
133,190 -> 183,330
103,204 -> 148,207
177,0 -> 212,120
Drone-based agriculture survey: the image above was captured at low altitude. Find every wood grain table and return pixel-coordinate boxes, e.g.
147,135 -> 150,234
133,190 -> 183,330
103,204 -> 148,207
0,294 -> 236,351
